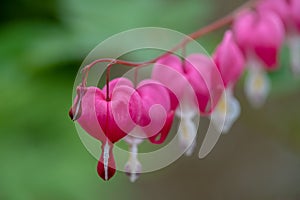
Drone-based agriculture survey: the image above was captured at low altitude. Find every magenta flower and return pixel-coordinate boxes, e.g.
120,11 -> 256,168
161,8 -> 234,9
258,0 -> 300,32
70,77 -> 174,181
233,9 -> 284,69
290,0 -> 300,32
213,31 -> 245,87
212,30 -> 245,133
152,54 -> 222,155
122,79 -> 174,182
258,0 -> 300,74
69,79 -> 140,180
132,79 -> 174,143
288,0 -> 300,75
233,9 -> 285,107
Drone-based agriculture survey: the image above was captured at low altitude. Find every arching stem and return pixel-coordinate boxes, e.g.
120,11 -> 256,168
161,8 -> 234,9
81,0 -> 258,96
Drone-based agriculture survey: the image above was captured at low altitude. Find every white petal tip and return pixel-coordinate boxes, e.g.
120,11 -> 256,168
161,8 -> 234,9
211,89 -> 241,134
129,174 -> 139,183
245,67 -> 270,109
184,141 -> 196,156
178,117 -> 197,156
288,35 -> 300,77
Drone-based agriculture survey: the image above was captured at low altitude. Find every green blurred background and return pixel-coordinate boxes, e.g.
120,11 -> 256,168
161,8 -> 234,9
0,0 -> 300,199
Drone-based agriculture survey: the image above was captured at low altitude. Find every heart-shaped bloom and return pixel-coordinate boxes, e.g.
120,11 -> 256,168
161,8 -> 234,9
258,0 -> 300,32
152,54 -> 223,155
132,79 -> 174,143
122,79 -> 175,182
70,77 -> 175,181
213,31 -> 245,87
212,30 -> 245,133
283,0 -> 300,75
258,0 -> 291,29
233,9 -> 285,69
258,0 -> 300,74
233,9 -> 285,107
69,78 -> 141,180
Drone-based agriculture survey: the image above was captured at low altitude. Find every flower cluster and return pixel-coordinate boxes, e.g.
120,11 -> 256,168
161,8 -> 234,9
69,0 -> 300,182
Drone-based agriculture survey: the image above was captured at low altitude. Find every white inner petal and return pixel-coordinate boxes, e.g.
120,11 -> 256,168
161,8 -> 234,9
245,65 -> 270,108
288,35 -> 300,75
103,141 -> 110,181
124,131 -> 144,145
176,88 -> 198,119
211,88 -> 240,134
125,143 -> 142,183
177,114 -> 197,156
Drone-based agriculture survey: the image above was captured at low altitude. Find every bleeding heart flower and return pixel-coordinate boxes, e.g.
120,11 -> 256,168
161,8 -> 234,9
258,0 -> 291,29
233,9 -> 285,69
290,0 -> 300,32
133,79 -> 175,143
122,79 -> 175,182
258,0 -> 300,74
152,53 -> 222,156
284,0 -> 300,75
233,9 -> 285,107
69,78 -> 142,181
212,30 -> 245,133
70,77 -> 176,181
258,0 -> 300,32
213,31 -> 245,87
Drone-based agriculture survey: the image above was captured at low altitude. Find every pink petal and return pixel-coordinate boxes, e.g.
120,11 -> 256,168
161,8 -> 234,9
74,86 -> 106,142
257,0 -> 291,30
102,77 -> 133,99
185,54 -> 223,114
233,9 -> 285,69
213,30 -> 245,87
148,110 -> 175,144
152,54 -> 187,104
101,85 -> 140,143
290,0 -> 300,32
134,80 -> 171,138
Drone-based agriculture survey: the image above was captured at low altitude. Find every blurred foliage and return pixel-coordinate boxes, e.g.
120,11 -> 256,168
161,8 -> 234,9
0,0 -> 299,199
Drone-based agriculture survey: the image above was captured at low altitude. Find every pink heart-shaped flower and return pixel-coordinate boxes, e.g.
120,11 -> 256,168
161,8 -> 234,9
233,9 -> 285,69
69,78 -> 143,180
213,30 -> 245,87
153,54 -> 223,115
132,79 -> 175,144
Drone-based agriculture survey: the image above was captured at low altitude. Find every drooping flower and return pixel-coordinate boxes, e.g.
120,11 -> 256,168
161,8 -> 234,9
132,79 -> 174,143
287,0 -> 300,75
123,79 -> 175,182
70,77 -> 175,181
212,30 -> 245,133
233,9 -> 285,107
152,54 -> 222,156
69,79 -> 141,180
258,0 -> 300,75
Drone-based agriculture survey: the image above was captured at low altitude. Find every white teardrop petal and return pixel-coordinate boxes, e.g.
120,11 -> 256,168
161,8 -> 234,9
178,116 -> 197,156
245,67 -> 270,108
124,143 -> 142,183
288,35 -> 300,75
211,89 -> 240,134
